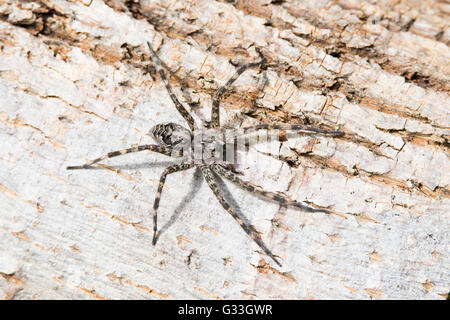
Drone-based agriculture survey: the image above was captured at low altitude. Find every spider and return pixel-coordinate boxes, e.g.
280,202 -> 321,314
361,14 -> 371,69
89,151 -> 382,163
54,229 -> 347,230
67,41 -> 344,266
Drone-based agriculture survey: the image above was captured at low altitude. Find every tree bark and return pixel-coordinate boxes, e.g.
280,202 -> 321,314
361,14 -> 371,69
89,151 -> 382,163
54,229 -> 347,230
0,0 -> 448,299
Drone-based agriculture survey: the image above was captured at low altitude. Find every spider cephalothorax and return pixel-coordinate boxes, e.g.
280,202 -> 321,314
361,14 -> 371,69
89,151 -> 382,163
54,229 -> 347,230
67,41 -> 344,267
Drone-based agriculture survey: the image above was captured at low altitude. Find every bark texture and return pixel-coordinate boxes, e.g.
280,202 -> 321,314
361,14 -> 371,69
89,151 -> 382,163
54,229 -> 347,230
0,0 -> 449,299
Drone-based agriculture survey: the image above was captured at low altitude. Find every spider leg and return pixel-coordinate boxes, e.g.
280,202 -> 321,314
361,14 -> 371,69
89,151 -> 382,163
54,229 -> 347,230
202,166 -> 282,267
147,41 -> 196,132
211,56 -> 266,128
152,163 -> 194,245
211,164 -> 328,213
66,145 -> 173,170
237,124 -> 345,137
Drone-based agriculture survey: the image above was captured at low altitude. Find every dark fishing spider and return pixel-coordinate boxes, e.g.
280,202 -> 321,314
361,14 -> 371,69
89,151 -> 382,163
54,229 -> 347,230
67,41 -> 344,266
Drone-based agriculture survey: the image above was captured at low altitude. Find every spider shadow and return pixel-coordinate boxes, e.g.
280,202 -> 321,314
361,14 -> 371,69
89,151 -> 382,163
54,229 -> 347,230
77,161 -> 178,171
210,171 -> 248,222
153,166 -> 203,244
108,161 -> 179,171
152,165 -> 272,256
209,170 -> 278,259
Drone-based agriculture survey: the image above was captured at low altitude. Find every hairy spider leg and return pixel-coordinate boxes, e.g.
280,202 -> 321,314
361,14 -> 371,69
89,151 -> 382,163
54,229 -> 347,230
211,164 -> 328,213
147,41 -> 196,132
66,145 -> 173,170
238,124 -> 345,136
152,163 -> 194,245
202,167 -> 282,267
211,56 -> 266,128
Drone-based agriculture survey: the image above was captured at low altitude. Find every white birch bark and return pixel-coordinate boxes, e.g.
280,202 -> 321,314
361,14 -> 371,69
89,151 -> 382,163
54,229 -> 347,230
0,0 -> 448,299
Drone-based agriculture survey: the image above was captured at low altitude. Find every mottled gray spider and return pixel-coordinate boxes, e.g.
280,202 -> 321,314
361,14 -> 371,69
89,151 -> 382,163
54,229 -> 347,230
67,41 -> 344,266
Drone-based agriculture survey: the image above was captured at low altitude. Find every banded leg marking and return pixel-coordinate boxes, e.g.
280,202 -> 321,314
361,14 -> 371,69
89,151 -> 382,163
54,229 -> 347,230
152,163 -> 194,245
211,57 -> 266,128
202,167 -> 282,267
147,41 -> 196,132
239,124 -> 345,137
67,145 -> 172,170
211,164 -> 328,213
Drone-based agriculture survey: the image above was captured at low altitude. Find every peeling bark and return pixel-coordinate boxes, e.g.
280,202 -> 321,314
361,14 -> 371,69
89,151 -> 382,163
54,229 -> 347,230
0,0 -> 448,299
